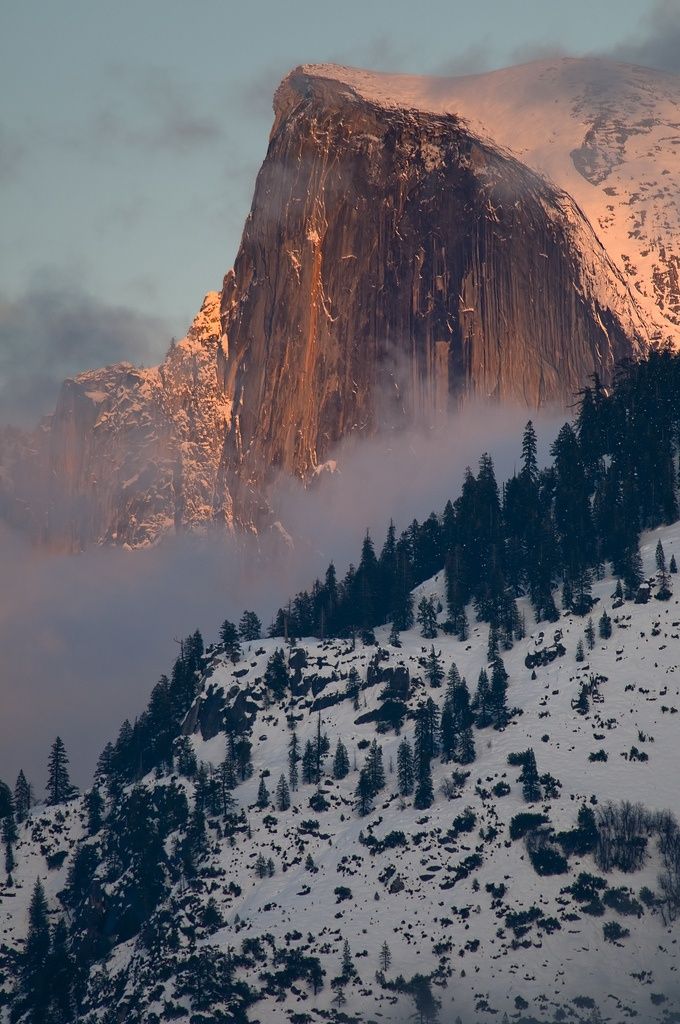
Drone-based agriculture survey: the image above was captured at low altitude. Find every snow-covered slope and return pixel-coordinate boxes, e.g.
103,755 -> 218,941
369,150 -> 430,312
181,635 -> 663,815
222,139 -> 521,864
301,58 -> 680,342
5,524 -> 680,1021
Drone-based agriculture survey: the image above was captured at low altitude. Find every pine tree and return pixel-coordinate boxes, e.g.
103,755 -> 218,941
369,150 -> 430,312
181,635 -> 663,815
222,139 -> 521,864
487,621 -> 500,663
219,619 -> 242,662
575,683 -> 590,714
14,770 -> 31,822
314,715 -> 330,783
424,646 -> 445,688
218,757 -> 237,818
417,596 -> 438,639
302,741 -> 316,785
85,786 -> 104,834
255,853 -> 267,878
451,676 -> 476,762
365,740 -> 385,795
48,916 -> 75,1021
341,938 -> 355,980
239,610 -> 262,641
333,739 -> 350,780
256,777 -> 270,809
656,539 -> 672,600
175,736 -> 197,778
288,730 -> 300,790
472,668 -> 493,728
379,940 -> 392,973
489,658 -> 509,730
439,698 -> 456,762
346,667 -> 361,710
388,621 -> 401,647
264,648 -> 288,698
2,810 -> 17,876
520,749 -> 541,802
397,738 -> 415,796
355,767 -> 374,816
671,554 -> 678,574
585,617 -> 596,650
598,609 -> 612,639
46,737 -> 73,805
275,774 -> 290,812
413,756 -> 434,809
21,878 -> 51,1012
575,638 -> 585,662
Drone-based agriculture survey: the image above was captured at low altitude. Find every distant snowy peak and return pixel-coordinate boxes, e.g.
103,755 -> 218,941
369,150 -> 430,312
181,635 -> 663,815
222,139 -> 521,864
290,58 -> 680,341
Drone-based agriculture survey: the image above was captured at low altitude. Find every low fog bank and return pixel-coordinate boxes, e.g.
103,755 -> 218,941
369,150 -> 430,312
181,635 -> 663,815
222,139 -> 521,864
0,404 -> 564,792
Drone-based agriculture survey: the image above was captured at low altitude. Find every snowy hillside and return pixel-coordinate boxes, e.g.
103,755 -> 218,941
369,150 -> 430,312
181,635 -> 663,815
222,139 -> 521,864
5,522 -> 680,1022
301,58 -> 680,342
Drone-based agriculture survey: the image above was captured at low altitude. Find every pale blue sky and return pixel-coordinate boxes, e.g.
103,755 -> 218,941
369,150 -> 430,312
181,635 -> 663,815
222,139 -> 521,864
0,0 -> 673,416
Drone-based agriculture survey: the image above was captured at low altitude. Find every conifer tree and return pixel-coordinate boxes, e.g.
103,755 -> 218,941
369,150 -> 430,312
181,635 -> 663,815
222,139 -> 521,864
46,737 -> 72,805
288,730 -> 300,790
487,621 -> 500,663
2,809 -> 17,876
14,770 -> 31,822
575,638 -> 585,663
598,609 -> 612,639
238,610 -> 262,641
585,617 -> 596,650
397,738 -> 415,796
424,646 -> 445,688
264,648 -> 288,699
388,621 -> 401,647
671,554 -> 678,574
413,754 -> 434,810
85,786 -> 104,834
656,539 -> 672,600
346,667 -> 361,710
575,683 -> 590,715
472,668 -> 493,728
302,741 -> 316,785
417,595 -> 438,639
365,740 -> 385,795
341,938 -> 356,980
21,878 -> 51,1013
451,676 -> 476,763
439,698 -> 456,762
219,619 -> 241,662
256,777 -> 270,809
379,940 -> 392,973
489,658 -> 509,730
275,774 -> 290,812
355,767 -> 374,816
48,916 -> 75,1021
333,739 -> 350,780
520,749 -> 541,802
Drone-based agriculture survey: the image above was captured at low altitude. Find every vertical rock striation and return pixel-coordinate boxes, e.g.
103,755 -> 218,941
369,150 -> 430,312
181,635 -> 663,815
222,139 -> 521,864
0,62 -> 653,547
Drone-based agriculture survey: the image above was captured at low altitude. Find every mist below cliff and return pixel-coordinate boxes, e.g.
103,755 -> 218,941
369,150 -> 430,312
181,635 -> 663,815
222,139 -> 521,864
0,404 -> 564,791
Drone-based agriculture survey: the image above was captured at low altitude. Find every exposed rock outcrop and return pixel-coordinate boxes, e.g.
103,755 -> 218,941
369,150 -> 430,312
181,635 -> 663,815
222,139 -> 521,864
1,60 -> 659,548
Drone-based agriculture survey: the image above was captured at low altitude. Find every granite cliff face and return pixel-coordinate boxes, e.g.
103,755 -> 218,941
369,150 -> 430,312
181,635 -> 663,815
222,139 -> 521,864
1,61 -> 661,547
218,66 -> 647,524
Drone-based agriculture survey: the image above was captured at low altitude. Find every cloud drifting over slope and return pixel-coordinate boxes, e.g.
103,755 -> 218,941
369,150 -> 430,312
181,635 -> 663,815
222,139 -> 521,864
0,404 -> 564,791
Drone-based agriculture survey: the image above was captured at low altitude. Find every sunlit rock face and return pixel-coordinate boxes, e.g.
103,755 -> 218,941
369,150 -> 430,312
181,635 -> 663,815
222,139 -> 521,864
217,65 -> 647,525
1,60 -> 658,547
0,292 -> 232,550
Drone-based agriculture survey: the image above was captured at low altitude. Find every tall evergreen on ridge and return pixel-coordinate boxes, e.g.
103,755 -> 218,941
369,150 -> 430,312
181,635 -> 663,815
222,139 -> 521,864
14,770 -> 31,822
46,737 -> 73,806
